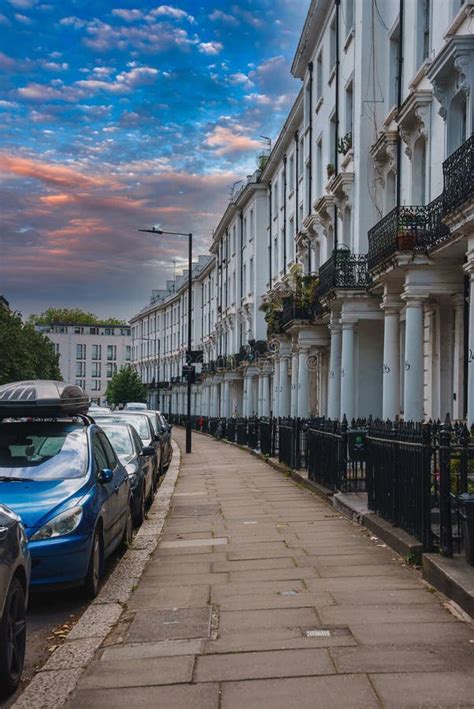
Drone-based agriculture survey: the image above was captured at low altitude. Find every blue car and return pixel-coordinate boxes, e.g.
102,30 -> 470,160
0,382 -> 133,597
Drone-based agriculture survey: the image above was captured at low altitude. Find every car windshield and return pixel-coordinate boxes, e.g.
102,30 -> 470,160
99,424 -> 134,463
0,422 -> 87,480
95,415 -> 150,441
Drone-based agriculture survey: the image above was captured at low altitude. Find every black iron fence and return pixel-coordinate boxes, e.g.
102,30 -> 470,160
171,412 -> 474,562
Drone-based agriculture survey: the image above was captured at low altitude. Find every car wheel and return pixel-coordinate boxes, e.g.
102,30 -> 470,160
134,485 -> 146,527
0,577 -> 26,699
121,503 -> 133,549
83,529 -> 103,599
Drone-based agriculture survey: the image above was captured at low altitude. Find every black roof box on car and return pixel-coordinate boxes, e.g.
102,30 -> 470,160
0,381 -> 90,419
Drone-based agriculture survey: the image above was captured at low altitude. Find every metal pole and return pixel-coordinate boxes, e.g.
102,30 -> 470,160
186,232 -> 193,454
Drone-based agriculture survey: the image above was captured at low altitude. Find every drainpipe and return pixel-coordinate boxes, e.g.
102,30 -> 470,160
268,183 -> 273,285
283,154 -> 288,274
333,0 -> 340,253
307,61 -> 314,219
295,131 -> 299,235
396,0 -> 404,207
240,209 -> 244,349
225,229 -> 229,355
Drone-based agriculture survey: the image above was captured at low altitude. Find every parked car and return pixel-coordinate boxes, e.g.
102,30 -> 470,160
89,403 -> 111,414
98,421 -> 155,526
123,402 -> 148,411
0,381 -> 133,598
0,504 -> 30,698
145,411 -> 173,472
94,412 -> 161,489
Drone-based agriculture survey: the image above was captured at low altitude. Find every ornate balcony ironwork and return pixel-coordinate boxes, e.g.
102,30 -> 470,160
170,375 -> 182,384
317,250 -> 370,300
443,133 -> 474,216
266,311 -> 283,338
367,206 -> 429,271
201,361 -> 215,374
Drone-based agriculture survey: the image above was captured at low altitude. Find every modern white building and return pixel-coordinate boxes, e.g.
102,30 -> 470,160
132,0 -> 474,425
38,323 -> 131,405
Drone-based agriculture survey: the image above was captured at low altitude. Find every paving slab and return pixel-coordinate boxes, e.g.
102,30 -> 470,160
68,683 -> 220,709
77,655 -> 194,689
128,584 -> 210,610
127,607 -> 213,642
195,648 -> 334,681
370,671 -> 474,708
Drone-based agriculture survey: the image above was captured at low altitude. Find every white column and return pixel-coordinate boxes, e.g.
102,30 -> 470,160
452,293 -> 465,421
382,299 -> 401,420
468,270 -> 474,425
340,321 -> 356,421
279,353 -> 291,417
223,380 -> 230,418
297,347 -> 310,418
245,372 -> 256,416
262,374 -> 271,417
328,321 -> 342,419
272,358 -> 280,417
257,375 -> 264,416
242,376 -> 248,417
290,348 -> 299,417
403,296 -> 425,421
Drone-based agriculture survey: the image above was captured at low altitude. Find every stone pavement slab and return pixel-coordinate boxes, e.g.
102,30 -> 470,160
66,428 -> 474,708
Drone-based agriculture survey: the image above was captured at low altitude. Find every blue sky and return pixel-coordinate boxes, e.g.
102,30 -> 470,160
0,0 -> 309,319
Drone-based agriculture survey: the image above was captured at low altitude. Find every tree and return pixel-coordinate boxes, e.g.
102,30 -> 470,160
106,366 -> 147,406
0,309 -> 62,385
28,308 -> 126,326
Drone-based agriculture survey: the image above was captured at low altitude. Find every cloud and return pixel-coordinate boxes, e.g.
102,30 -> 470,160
199,41 -> 223,56
42,61 -> 69,71
204,125 -> 261,156
14,12 -> 33,23
0,153 -> 119,189
0,100 -> 19,109
228,72 -> 254,88
149,5 -> 195,23
59,16 -> 87,29
208,9 -> 239,26
231,6 -> 264,28
111,8 -> 143,22
0,13 -> 11,25
7,0 -> 36,7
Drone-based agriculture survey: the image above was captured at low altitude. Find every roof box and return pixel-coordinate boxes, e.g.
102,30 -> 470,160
0,381 -> 90,419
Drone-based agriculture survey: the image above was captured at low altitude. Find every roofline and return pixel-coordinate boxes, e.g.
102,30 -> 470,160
210,178 -> 266,248
260,89 -> 304,181
291,0 -> 332,79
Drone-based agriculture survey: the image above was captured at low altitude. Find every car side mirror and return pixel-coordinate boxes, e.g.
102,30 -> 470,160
97,468 -> 113,484
154,433 -> 161,442
141,446 -> 156,457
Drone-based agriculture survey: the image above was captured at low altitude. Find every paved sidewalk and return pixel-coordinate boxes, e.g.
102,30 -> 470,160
68,430 -> 474,708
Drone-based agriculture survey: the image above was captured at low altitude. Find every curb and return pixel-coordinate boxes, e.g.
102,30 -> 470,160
12,440 -> 181,709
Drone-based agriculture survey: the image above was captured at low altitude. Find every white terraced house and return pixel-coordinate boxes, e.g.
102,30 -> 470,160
131,0 -> 474,426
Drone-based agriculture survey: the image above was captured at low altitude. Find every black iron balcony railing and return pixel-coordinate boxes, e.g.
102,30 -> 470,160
443,133 -> 474,216
216,355 -> 226,371
170,375 -> 182,384
367,206 -> 427,271
201,361 -> 215,374
317,250 -> 370,301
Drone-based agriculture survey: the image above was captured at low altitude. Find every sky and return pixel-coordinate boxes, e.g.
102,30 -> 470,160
0,0 -> 309,320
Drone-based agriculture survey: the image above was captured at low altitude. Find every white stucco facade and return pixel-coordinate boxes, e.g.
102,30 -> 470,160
132,0 -> 474,425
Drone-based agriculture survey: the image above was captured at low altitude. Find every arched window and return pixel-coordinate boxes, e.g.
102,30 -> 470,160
385,171 -> 396,214
342,206 -> 352,248
448,91 -> 467,156
412,136 -> 427,205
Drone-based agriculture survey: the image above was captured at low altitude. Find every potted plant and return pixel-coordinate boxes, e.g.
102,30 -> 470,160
337,132 -> 352,156
396,211 -> 417,251
327,163 -> 336,179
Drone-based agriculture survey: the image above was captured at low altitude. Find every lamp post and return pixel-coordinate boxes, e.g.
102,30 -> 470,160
139,227 -> 193,454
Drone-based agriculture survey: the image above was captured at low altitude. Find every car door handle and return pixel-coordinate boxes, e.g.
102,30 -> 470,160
114,483 -> 119,494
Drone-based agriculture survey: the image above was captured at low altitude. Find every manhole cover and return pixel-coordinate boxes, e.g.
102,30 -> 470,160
127,607 -> 213,642
306,629 -> 331,637
302,626 -> 352,638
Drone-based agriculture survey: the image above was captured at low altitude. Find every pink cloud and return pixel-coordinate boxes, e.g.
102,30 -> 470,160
205,125 -> 261,156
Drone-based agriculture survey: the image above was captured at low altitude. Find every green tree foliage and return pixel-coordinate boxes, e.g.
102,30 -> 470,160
106,365 -> 147,406
28,308 -> 126,326
0,309 -> 62,385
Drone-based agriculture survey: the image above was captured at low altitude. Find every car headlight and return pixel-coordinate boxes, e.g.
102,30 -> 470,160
30,506 -> 83,541
18,522 -> 28,547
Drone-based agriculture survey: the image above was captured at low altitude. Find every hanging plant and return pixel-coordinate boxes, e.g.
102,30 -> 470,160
337,132 -> 352,156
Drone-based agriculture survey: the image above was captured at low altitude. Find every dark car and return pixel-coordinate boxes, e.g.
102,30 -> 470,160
0,504 -> 30,698
98,421 -> 155,526
148,411 -> 173,472
94,413 -> 161,489
0,381 -> 133,598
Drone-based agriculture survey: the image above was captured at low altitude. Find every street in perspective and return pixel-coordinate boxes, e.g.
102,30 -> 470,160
1,0 -> 474,707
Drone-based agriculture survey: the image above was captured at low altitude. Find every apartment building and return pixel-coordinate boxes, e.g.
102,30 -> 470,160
39,323 -> 131,405
132,0 -> 474,425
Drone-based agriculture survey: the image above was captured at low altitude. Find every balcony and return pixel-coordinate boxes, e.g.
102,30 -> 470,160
170,376 -> 182,385
281,296 -> 314,331
443,133 -> 474,217
201,361 -> 216,375
317,249 -> 370,301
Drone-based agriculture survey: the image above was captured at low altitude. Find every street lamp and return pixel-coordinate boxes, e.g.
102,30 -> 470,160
139,227 -> 193,454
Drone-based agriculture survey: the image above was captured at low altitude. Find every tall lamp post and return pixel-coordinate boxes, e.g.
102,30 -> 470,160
139,227 -> 193,454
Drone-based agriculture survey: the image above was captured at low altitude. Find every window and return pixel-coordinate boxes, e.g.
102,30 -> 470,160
316,52 -> 323,101
280,172 -> 285,204
92,361 -> 101,378
389,24 -> 400,109
75,379 -> 85,389
249,258 -> 254,293
306,162 -> 311,214
304,80 -> 311,125
89,327 -> 98,335
273,180 -> 279,212
330,17 -> 337,70
91,380 -> 101,391
125,345 -> 131,361
104,328 -> 113,336
76,344 -> 86,360
345,81 -> 353,136
107,345 -> 116,361
298,137 -> 304,177
316,138 -> 323,196
345,0 -> 354,34
289,154 -> 295,191
243,217 -> 247,244
417,0 -> 430,66
107,362 -> 117,378
54,343 -> 60,356
243,263 -> 247,295
249,208 -> 254,240
92,435 -> 108,473
232,224 -> 236,253
74,326 -> 83,335
412,137 -> 427,205
329,113 -> 336,166
76,361 -> 85,377
92,344 -> 101,360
